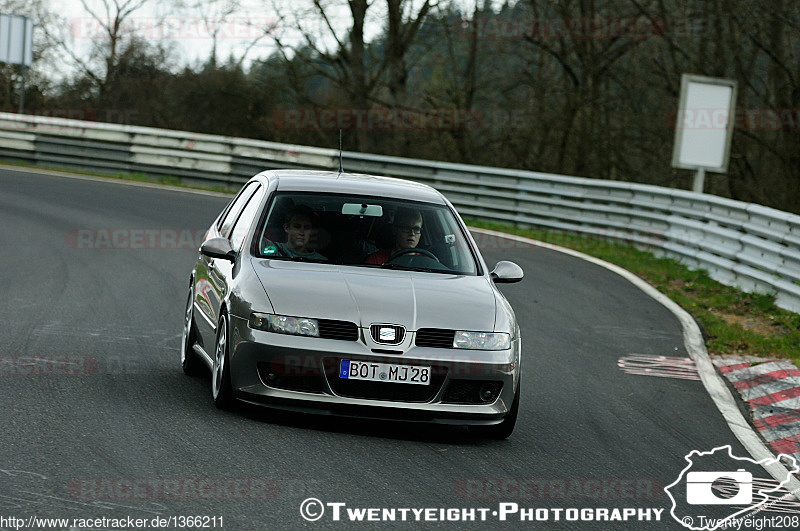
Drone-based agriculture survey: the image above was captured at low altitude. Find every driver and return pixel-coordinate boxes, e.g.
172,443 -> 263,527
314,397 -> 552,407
365,208 -> 424,265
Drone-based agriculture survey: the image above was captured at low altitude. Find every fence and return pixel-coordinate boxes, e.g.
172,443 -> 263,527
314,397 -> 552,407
1,111 -> 799,312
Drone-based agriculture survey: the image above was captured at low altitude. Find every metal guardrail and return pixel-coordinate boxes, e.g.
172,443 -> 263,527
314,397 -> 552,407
1,111 -> 799,312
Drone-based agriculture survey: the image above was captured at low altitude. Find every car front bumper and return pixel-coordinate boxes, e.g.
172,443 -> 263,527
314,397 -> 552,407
228,315 -> 521,425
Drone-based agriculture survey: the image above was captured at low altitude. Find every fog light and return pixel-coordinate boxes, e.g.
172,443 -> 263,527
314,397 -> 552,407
479,383 -> 498,403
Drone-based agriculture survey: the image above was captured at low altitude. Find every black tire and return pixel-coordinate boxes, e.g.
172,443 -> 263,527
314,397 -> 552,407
211,313 -> 235,410
181,288 -> 203,376
469,382 -> 520,440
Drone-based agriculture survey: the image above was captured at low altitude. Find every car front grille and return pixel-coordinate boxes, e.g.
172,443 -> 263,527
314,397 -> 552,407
370,324 -> 405,345
318,319 -> 359,341
415,328 -> 456,348
322,358 -> 448,403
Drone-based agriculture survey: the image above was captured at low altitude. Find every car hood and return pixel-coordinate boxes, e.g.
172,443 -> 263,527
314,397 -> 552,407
251,259 -> 497,331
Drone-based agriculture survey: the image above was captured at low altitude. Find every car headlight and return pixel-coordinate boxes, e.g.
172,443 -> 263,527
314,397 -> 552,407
249,312 -> 319,337
453,331 -> 511,350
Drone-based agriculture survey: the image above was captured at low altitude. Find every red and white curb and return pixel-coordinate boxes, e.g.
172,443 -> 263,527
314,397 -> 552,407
714,355 -> 800,461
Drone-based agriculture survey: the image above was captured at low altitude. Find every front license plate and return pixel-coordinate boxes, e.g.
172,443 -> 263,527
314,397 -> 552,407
339,360 -> 431,386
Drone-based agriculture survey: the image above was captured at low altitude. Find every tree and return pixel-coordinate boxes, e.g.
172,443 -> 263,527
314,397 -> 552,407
178,0 -> 277,68
268,0 -> 436,152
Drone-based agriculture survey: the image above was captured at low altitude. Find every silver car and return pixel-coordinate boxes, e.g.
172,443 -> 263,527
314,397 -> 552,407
180,170 -> 523,438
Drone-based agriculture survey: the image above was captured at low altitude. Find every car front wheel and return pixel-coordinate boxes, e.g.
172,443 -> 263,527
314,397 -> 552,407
212,313 -> 235,410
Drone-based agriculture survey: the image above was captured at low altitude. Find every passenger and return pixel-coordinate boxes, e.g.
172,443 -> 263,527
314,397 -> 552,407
365,208 -> 423,265
276,205 -> 327,260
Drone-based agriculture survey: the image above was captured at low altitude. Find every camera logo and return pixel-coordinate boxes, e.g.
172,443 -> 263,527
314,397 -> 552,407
686,469 -> 752,505
665,445 -> 800,530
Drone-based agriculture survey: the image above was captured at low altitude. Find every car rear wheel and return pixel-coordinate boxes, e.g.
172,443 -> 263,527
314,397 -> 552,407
469,381 -> 520,440
181,288 -> 203,376
212,313 -> 235,410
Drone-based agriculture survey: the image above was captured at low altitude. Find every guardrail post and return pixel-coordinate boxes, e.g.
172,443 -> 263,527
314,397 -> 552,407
692,167 -> 706,193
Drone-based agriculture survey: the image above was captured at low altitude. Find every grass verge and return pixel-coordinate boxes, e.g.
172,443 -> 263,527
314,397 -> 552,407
466,219 -> 800,368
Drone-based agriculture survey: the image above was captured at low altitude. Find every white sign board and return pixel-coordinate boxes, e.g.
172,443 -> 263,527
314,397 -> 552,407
672,74 -> 737,174
0,14 -> 33,66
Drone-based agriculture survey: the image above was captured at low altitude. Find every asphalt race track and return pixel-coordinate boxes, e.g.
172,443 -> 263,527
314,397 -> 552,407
0,167 -> 771,530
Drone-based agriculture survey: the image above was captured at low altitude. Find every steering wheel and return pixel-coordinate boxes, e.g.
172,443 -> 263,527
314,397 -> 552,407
388,247 -> 439,261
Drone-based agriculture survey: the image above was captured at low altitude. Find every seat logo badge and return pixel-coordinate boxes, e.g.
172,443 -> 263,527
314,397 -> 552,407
371,324 -> 404,344
379,327 -> 396,342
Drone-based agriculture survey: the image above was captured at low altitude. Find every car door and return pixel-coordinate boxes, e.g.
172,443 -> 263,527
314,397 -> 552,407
195,182 -> 260,345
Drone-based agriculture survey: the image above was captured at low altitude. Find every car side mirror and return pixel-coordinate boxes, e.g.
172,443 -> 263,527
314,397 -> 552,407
490,261 -> 523,283
201,237 -> 237,262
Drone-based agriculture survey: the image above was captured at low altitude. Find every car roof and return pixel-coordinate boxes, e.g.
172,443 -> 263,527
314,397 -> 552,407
253,170 -> 447,205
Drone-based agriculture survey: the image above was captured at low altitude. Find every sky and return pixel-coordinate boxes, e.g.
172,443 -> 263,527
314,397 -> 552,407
53,0 -> 283,70
45,0 -> 393,75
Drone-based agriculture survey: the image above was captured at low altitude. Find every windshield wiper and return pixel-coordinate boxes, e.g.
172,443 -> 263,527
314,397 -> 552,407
378,263 -> 439,273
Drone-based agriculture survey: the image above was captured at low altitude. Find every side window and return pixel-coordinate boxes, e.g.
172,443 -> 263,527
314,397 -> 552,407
218,182 -> 258,238
230,186 -> 264,251
216,193 -> 239,232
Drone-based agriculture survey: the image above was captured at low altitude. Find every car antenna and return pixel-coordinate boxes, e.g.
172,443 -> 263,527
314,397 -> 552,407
338,129 -> 344,176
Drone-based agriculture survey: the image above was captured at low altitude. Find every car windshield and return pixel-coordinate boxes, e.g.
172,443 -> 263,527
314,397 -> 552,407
254,192 -> 479,275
